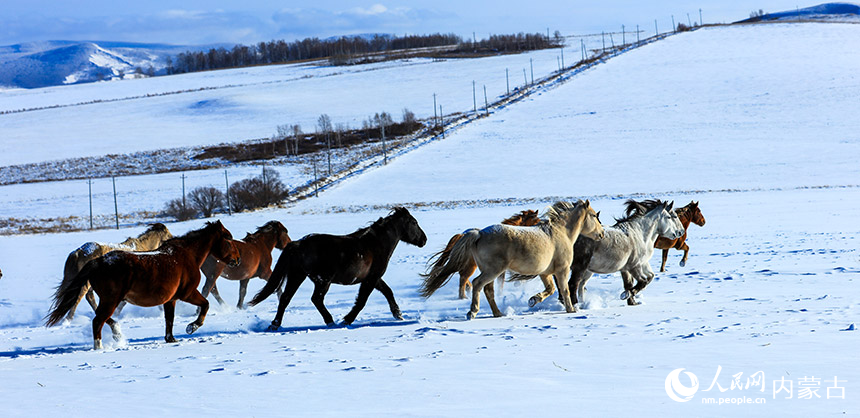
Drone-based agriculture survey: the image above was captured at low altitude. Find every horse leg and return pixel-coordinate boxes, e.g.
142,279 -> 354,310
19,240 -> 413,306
620,271 -> 640,306
374,279 -> 403,321
237,279 -> 250,309
529,274 -> 556,307
163,300 -> 177,343
181,290 -> 209,335
342,279 -> 378,326
482,276 -> 504,317
458,262 -> 477,300
269,273 -> 306,331
92,298 -> 120,350
310,280 -> 335,326
468,270 -> 500,320
660,248 -> 669,272
553,268 -> 575,313
679,242 -> 690,267
569,270 -> 592,307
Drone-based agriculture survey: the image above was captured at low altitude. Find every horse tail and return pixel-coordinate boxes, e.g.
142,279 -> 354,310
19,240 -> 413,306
420,229 -> 480,297
46,259 -> 95,327
249,242 -> 296,306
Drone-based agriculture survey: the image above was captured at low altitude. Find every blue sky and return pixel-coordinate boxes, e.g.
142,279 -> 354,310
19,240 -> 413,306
1,1 -> 810,46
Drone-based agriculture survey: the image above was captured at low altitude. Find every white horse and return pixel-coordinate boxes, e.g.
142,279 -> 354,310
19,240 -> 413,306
421,200 -> 605,319
518,199 -> 685,307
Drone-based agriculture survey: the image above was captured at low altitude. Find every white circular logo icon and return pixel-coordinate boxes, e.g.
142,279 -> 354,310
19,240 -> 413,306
665,368 -> 699,402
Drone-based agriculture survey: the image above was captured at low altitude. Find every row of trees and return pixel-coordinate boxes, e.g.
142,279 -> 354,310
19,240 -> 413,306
163,168 -> 289,221
168,33 -> 462,74
457,32 -> 563,53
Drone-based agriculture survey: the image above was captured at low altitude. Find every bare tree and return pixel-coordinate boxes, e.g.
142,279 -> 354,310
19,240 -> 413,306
292,124 -> 302,155
188,186 -> 225,218
317,114 -> 333,174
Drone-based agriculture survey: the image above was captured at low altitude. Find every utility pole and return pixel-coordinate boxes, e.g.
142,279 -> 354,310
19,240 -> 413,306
700,9 -> 703,26
672,15 -> 676,33
224,170 -> 232,215
529,58 -> 534,84
622,25 -> 626,45
88,178 -> 93,229
637,24 -> 640,43
523,68 -> 527,85
112,176 -> 119,230
560,47 -> 564,68
433,93 -> 438,127
483,85 -> 489,116
472,80 -> 477,114
439,105 -> 444,138
505,68 -> 509,94
655,20 -> 659,36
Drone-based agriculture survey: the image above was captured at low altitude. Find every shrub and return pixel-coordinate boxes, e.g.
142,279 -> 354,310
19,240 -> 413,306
188,186 -> 224,218
228,167 -> 289,212
163,198 -> 196,221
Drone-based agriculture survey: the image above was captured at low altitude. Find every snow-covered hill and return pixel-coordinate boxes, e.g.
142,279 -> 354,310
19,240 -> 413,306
738,2 -> 860,23
0,22 -> 857,417
0,41 -> 195,89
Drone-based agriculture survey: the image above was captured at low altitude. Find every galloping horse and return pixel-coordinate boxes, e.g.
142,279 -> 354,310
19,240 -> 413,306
200,220 -> 291,309
46,221 -> 240,350
421,200 -> 604,319
250,207 -> 427,328
429,209 -> 541,299
60,223 -> 173,321
560,199 -> 685,307
655,201 -> 706,272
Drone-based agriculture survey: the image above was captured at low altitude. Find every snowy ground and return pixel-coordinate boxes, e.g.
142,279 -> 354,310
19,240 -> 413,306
0,23 -> 857,416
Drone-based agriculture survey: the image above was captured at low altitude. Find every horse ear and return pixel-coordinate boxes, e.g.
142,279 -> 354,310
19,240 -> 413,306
667,201 -> 674,211
596,211 -> 601,222
585,199 -> 591,207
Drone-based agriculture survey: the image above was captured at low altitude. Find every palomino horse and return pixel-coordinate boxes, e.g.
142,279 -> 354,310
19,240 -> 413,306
250,207 -> 427,328
60,223 -> 173,321
655,201 -> 706,272
421,200 -> 604,319
429,209 -> 541,299
200,220 -> 291,309
46,221 -> 240,350
518,199 -> 685,307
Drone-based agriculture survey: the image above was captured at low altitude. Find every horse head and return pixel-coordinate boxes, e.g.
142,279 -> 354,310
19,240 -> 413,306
656,201 -> 685,240
689,201 -> 706,227
580,200 -> 605,240
391,207 -> 427,248
273,221 -> 292,249
211,221 -> 241,267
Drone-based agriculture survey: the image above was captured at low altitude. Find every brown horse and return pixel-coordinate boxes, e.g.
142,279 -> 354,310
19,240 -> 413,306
200,220 -> 292,309
429,210 -> 541,299
46,221 -> 240,350
60,223 -> 173,321
654,201 -> 706,272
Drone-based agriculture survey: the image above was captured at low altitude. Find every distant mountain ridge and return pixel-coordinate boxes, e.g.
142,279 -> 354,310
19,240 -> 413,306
0,41 -> 211,89
737,2 -> 860,23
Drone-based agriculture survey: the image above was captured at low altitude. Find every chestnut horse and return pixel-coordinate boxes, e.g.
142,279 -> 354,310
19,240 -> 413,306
655,201 -> 706,272
46,221 -> 240,350
60,223 -> 173,321
250,207 -> 427,328
200,220 -> 292,309
430,209 -> 541,299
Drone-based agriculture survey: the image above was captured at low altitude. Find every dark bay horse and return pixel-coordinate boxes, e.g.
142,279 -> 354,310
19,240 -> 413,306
430,210 -> 541,299
655,201 -> 706,272
60,223 -> 173,320
250,207 -> 427,329
46,221 -> 240,350
200,220 -> 291,309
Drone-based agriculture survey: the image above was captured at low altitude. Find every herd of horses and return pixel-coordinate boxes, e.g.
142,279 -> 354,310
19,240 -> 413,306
44,199 -> 705,350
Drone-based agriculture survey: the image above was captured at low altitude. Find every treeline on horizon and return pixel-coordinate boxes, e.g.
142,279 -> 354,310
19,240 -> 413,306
166,32 -> 561,74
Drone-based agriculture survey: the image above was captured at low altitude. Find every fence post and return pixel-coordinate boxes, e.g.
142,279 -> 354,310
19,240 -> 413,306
637,24 -> 640,43
181,172 -> 186,211
433,93 -> 438,127
602,31 -> 605,52
523,68 -> 527,86
439,105 -> 444,138
560,47 -> 564,68
483,85 -> 489,116
506,68 -> 509,94
87,178 -> 93,229
529,58 -> 534,84
622,25 -> 626,45
700,9 -> 703,26
112,176 -> 119,229
655,20 -> 659,36
672,15 -> 676,33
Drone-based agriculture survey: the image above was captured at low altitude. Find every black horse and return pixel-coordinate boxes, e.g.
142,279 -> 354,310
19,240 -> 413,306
250,207 -> 427,329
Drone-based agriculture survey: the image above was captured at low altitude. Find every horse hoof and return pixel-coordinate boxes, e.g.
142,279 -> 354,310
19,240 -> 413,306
326,322 -> 337,328
679,260 -> 686,267
267,324 -> 280,331
186,323 -> 199,334
528,297 -> 539,307
93,339 -> 103,350
393,313 -> 404,321
165,336 -> 177,343
620,291 -> 630,300
466,311 -> 476,320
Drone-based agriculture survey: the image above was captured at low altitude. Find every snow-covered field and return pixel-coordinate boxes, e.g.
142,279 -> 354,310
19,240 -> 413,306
0,23 -> 857,416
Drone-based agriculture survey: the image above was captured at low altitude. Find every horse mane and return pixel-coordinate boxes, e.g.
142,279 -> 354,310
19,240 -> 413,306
244,220 -> 279,241
540,201 -> 583,226
163,221 -> 220,246
501,209 -> 539,225
614,199 -> 668,227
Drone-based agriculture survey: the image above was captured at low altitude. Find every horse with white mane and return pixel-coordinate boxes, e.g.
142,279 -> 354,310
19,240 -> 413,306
421,200 -> 604,319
